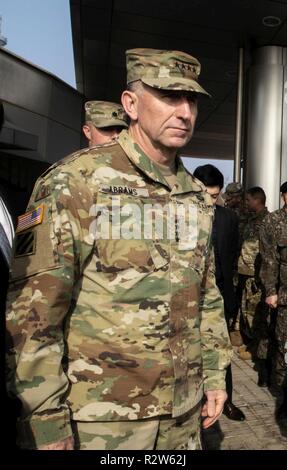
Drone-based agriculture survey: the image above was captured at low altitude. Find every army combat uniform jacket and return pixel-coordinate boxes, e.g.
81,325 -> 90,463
6,130 -> 232,448
260,208 -> 287,305
233,205 -> 250,250
238,208 -> 269,278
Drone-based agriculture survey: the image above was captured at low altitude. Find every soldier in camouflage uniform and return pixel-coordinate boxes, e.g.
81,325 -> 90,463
6,48 -> 232,450
260,181 -> 287,419
82,100 -> 128,147
237,188 -> 269,373
222,182 -> 250,346
223,183 -> 249,248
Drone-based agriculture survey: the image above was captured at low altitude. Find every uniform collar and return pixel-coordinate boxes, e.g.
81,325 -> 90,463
118,130 -> 202,195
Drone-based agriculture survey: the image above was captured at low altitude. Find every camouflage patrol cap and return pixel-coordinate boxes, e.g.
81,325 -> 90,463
126,48 -> 210,96
85,101 -> 128,129
222,182 -> 244,199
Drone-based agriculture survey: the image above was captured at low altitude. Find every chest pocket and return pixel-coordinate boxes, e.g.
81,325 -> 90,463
189,204 -> 213,275
94,190 -> 169,273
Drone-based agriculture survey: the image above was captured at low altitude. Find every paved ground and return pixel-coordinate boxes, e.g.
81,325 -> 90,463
202,351 -> 287,450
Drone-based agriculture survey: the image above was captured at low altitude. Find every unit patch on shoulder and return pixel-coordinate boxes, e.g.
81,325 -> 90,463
16,204 -> 44,233
35,184 -> 50,202
14,231 -> 36,257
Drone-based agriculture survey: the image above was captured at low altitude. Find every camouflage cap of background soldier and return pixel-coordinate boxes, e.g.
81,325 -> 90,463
222,182 -> 244,199
126,48 -> 210,96
85,101 -> 129,129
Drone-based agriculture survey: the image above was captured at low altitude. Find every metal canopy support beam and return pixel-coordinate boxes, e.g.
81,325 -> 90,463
234,48 -> 244,183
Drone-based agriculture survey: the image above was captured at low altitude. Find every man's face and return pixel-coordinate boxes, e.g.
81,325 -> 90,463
225,193 -> 242,209
282,192 -> 287,206
205,186 -> 221,206
132,85 -> 198,151
245,193 -> 258,212
83,123 -> 122,146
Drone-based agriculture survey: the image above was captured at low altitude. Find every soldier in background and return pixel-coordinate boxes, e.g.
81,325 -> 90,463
237,188 -> 269,382
82,100 -> 128,146
223,182 -> 249,247
260,182 -> 287,419
6,48 -> 232,450
193,164 -> 245,422
222,182 -> 250,347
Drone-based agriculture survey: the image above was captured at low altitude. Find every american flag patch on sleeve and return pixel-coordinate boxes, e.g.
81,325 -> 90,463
16,204 -> 44,233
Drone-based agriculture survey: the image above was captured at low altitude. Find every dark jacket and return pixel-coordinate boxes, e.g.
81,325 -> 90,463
212,205 -> 239,319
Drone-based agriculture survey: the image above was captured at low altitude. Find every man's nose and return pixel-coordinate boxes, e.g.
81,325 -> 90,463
175,98 -> 194,121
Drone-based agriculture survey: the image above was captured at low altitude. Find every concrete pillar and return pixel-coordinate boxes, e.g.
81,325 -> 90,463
246,46 -> 287,211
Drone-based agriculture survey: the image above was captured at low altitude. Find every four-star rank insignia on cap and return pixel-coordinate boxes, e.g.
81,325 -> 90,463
16,204 -> 44,234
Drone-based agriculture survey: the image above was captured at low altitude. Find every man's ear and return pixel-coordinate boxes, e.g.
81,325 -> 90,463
82,124 -> 91,141
121,90 -> 139,121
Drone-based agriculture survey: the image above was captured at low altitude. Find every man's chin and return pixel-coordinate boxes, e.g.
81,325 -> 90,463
166,136 -> 192,149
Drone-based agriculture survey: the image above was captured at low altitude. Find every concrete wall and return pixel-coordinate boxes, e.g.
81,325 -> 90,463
0,48 -> 84,219
0,48 -> 84,164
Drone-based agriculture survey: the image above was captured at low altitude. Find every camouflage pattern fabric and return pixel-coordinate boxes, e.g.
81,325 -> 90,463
6,130 -> 232,449
238,208 -> 268,277
274,307 -> 287,388
223,182 -> 243,197
237,209 -> 269,347
85,101 -> 128,129
238,275 -> 268,342
260,208 -> 287,387
227,203 -> 250,330
71,402 -> 202,450
126,48 -> 210,96
259,208 -> 287,303
238,275 -> 271,362
256,307 -> 277,361
230,205 -> 249,245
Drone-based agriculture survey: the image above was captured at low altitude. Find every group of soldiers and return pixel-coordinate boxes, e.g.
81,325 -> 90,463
3,46 -> 286,451
224,182 -> 287,420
